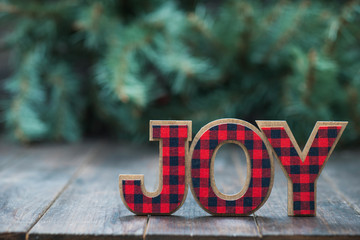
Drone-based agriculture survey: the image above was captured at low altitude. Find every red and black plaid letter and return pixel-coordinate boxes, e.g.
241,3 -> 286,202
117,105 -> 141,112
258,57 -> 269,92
257,121 -> 347,216
120,121 -> 191,215
190,119 -> 274,215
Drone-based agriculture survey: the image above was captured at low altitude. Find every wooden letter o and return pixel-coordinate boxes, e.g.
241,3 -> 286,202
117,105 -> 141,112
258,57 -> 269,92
188,119 -> 274,216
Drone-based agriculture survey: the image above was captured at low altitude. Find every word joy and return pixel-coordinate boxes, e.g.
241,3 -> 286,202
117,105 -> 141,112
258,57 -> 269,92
119,119 -> 347,217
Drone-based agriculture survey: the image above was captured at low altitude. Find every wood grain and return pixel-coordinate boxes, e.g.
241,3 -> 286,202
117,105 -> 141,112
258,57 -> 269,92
145,143 -> 260,240
28,143 -> 159,240
255,155 -> 360,240
322,150 -> 360,213
0,142 -> 99,240
0,141 -> 359,240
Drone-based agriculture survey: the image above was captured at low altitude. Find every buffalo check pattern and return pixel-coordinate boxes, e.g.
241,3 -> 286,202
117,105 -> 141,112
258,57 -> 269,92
191,123 -> 272,215
122,125 -> 188,214
260,126 -> 341,215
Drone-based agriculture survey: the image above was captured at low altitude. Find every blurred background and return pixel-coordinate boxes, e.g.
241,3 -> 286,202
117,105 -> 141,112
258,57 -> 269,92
0,0 -> 359,146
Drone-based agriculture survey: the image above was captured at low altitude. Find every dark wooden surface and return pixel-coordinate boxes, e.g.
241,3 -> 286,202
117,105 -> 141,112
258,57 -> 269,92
0,141 -> 359,240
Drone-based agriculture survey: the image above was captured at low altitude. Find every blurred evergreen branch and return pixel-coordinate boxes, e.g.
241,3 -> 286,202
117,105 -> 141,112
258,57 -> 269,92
1,0 -> 360,145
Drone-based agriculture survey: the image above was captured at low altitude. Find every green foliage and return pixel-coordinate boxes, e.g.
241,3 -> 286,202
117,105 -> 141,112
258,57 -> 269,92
1,0 -> 360,145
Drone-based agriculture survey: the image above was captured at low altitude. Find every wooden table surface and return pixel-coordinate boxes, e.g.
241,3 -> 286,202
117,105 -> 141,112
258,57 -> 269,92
0,141 -> 359,240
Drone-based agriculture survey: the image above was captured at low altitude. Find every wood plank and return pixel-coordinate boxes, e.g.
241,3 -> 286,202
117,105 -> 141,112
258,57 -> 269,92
322,150 -> 360,213
145,143 -> 260,240
0,142 -> 99,240
28,143 -> 157,240
255,153 -> 360,240
3,141 -> 358,240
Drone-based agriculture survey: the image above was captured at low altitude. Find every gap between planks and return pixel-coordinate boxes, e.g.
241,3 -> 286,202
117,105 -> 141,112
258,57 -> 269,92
143,215 -> 150,240
24,142 -> 105,240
